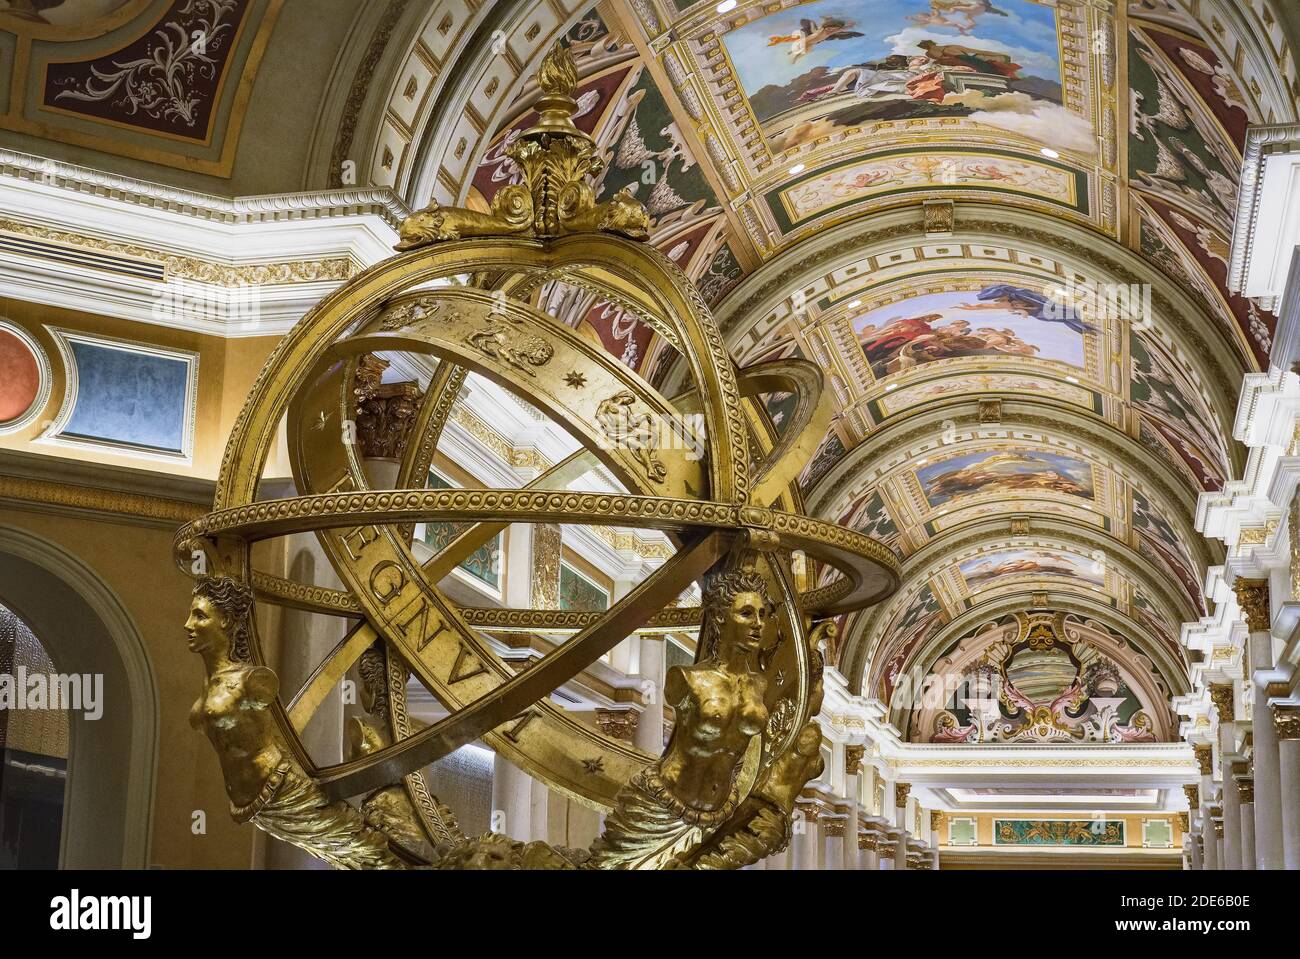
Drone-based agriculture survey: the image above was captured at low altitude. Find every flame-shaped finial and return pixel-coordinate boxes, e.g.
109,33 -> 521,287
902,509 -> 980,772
537,41 -> 577,97
527,41 -> 585,140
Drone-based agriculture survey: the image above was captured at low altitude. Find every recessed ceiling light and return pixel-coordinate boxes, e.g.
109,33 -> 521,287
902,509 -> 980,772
716,0 -> 737,11
788,163 -> 806,175
848,299 -> 862,309
884,383 -> 898,392
1041,147 -> 1060,159
916,458 -> 928,466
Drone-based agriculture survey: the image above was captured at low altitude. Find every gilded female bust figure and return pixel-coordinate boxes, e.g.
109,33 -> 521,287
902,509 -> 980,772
588,568 -> 779,868
185,576 -> 405,869
657,568 -> 771,814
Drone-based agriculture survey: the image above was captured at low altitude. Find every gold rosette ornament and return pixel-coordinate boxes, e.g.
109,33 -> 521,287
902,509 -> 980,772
174,42 -> 899,870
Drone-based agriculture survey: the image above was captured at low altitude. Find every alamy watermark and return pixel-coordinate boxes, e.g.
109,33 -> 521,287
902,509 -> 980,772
0,666 -> 103,720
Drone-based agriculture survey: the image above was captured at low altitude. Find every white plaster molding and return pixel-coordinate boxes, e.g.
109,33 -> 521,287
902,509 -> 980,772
1227,124 -> 1300,308
0,150 -> 408,336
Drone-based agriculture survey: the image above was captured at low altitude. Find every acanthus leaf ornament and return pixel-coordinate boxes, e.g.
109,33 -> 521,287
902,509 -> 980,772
395,42 -> 650,250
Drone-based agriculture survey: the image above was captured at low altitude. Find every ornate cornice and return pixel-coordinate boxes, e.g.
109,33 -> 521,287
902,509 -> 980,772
594,708 -> 639,743
0,148 -> 411,228
1232,578 -> 1271,633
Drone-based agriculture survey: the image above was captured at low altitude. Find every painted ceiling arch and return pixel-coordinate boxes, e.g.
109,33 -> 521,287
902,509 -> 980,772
901,611 -> 1182,744
331,0 -> 1288,735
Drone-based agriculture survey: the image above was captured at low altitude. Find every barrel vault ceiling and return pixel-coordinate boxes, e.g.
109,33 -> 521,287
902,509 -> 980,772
6,0 -> 1298,743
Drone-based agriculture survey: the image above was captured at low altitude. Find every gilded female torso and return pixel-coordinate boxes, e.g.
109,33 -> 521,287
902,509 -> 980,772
658,663 -> 768,812
189,665 -> 283,808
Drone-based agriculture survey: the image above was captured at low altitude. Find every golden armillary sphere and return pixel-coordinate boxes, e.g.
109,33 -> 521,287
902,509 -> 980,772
174,43 -> 898,870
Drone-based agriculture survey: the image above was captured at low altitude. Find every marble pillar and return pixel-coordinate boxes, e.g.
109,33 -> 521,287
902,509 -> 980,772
844,745 -> 864,870
792,802 -> 819,870
1274,706 -> 1300,869
1239,581 -> 1284,868
634,634 -> 665,756
491,754 -> 534,841
1202,811 -> 1219,870
1211,685 -> 1242,869
821,816 -> 844,870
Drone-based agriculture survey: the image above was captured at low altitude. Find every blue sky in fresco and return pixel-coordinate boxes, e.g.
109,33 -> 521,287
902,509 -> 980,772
723,0 -> 1061,94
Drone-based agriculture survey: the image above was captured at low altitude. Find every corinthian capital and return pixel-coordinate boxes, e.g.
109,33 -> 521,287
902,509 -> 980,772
1232,578 -> 1270,633
1272,704 -> 1300,741
1209,683 -> 1236,724
1193,743 -> 1214,776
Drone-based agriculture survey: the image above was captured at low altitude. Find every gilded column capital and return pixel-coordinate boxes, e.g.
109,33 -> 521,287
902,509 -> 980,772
1209,683 -> 1235,724
1183,783 -> 1199,807
1177,811 -> 1189,832
1193,743 -> 1214,776
895,782 -> 911,808
858,832 -> 878,852
353,354 -> 423,459
1213,820 -> 1224,840
1232,578 -> 1271,632
930,809 -> 945,832
594,707 -> 639,743
1272,704 -> 1300,740
820,817 -> 846,837
844,744 -> 865,777
1236,776 -> 1254,803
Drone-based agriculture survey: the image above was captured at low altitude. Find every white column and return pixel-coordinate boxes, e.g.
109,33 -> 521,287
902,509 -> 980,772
1238,778 -> 1256,870
821,816 -> 844,869
491,754 -> 534,841
634,634 -> 665,756
1213,685 -> 1243,870
791,802 -> 819,870
1237,574 -> 1289,868
1202,813 -> 1219,870
1275,707 -> 1300,868
893,783 -> 911,870
843,745 -> 864,869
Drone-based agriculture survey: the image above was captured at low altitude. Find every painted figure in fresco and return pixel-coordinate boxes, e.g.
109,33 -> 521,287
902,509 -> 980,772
967,284 -> 1098,335
185,576 -> 405,869
907,0 -> 1010,35
916,39 -> 1023,79
767,16 -> 864,63
857,310 -> 1045,379
797,56 -> 955,105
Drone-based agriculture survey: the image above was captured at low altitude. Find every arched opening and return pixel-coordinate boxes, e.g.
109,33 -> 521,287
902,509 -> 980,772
0,527 -> 158,869
0,602 -> 67,868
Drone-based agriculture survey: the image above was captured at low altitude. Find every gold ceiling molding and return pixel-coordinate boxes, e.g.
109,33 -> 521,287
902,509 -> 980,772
0,473 -> 203,526
0,148 -> 412,226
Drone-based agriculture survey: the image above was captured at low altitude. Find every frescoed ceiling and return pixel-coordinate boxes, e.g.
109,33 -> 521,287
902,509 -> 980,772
6,0 -> 1295,741
371,0 -> 1286,721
